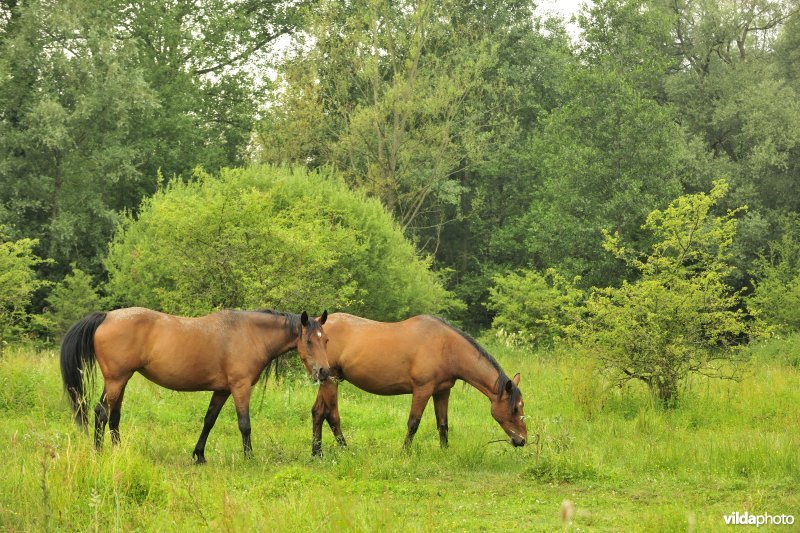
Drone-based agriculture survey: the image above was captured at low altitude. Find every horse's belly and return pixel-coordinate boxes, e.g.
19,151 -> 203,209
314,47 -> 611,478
138,363 -> 224,392
338,365 -> 413,396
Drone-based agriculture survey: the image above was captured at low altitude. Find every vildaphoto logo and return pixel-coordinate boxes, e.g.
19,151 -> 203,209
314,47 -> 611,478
723,512 -> 795,527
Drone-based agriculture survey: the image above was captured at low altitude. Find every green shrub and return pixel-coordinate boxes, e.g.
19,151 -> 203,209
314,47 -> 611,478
487,268 -> 584,347
571,180 -> 763,405
44,265 -> 103,338
104,165 -> 453,318
0,230 -> 50,347
748,219 -> 800,332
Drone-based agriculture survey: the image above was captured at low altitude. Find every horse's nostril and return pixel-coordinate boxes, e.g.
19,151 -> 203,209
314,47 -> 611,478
319,368 -> 330,380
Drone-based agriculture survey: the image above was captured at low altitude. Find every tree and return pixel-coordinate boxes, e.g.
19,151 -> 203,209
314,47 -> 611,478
748,216 -> 800,332
44,265 -> 103,338
255,0 -> 550,237
0,0 -> 302,279
0,229 -> 50,346
572,181 -> 760,405
519,66 -> 708,287
487,268 -> 584,348
105,166 -> 454,320
256,0 -> 580,327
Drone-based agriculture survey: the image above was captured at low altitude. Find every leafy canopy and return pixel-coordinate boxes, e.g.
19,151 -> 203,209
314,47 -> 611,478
0,230 -> 50,346
488,268 -> 584,348
572,180 -> 761,405
105,166 -> 454,320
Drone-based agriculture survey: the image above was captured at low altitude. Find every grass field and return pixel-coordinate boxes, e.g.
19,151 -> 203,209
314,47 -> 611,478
1,336 -> 798,531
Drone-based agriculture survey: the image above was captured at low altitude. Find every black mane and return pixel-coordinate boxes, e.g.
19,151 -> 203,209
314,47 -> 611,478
432,317 -> 522,406
251,309 -> 323,337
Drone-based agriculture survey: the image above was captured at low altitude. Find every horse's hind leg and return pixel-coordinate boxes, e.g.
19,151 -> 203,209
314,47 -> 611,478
94,388 -> 108,449
95,375 -> 132,449
404,387 -> 434,450
192,390 -> 230,464
433,389 -> 451,448
231,382 -> 254,459
107,380 -> 128,444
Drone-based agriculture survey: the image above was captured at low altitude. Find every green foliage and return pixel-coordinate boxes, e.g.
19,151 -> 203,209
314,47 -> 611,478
520,66 -> 708,286
105,166 -> 453,319
0,0 -> 299,279
572,181 -> 762,405
488,269 -> 584,347
0,231 -> 50,345
579,0 -> 677,94
657,0 -> 800,280
256,0 -> 515,231
748,218 -> 800,332
44,265 -> 103,339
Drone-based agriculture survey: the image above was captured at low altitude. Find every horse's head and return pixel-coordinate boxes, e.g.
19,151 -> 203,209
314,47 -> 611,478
490,373 -> 527,447
297,310 -> 331,382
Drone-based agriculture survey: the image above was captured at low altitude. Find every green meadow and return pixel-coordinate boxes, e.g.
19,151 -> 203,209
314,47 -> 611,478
1,336 -> 798,531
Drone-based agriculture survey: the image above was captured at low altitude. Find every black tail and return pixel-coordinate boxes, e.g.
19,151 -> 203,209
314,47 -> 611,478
60,312 -> 107,427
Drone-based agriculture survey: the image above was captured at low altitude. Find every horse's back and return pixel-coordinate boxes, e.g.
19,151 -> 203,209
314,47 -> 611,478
326,312 -> 442,353
326,313 -> 455,394
93,308 -> 238,390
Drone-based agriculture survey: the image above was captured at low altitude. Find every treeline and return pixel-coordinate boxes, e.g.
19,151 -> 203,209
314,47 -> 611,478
256,0 -> 800,331
2,0 -> 800,352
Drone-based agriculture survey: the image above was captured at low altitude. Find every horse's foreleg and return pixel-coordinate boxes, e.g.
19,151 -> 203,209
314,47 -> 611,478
433,389 -> 451,448
311,388 -> 326,456
324,381 -> 347,448
192,390 -> 230,464
231,383 -> 254,459
404,387 -> 433,450
311,380 -> 346,456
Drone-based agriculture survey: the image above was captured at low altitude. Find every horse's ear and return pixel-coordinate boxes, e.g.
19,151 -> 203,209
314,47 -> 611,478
512,373 -> 521,387
504,379 -> 514,395
301,311 -> 309,327
320,310 -> 328,325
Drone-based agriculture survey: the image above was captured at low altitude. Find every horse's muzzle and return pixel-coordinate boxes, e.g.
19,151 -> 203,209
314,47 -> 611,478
314,367 -> 330,381
511,437 -> 526,447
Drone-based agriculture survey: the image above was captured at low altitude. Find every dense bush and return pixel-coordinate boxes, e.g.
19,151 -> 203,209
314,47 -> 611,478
570,181 -> 762,405
488,268 -> 584,347
105,166 -> 454,319
0,231 -> 50,347
748,220 -> 800,332
44,265 -> 103,338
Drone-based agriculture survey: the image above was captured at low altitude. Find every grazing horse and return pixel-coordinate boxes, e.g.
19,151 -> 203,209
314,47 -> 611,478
60,307 -> 330,463
310,313 -> 527,455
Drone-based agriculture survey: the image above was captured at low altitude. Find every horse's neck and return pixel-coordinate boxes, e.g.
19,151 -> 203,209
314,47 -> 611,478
253,316 -> 298,361
457,352 -> 500,401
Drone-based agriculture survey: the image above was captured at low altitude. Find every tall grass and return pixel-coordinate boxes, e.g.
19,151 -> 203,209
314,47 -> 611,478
1,337 -> 798,530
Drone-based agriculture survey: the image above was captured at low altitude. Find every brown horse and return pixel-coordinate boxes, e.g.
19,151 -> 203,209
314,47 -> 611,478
310,313 -> 527,455
60,307 -> 330,463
